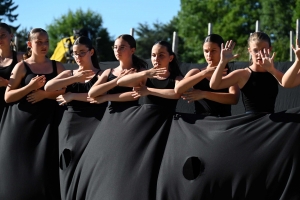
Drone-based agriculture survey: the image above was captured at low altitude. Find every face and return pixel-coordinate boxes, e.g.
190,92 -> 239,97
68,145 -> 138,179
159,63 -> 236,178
0,27 -> 13,48
27,32 -> 49,56
203,42 -> 221,66
248,40 -> 271,65
112,38 -> 135,61
151,44 -> 174,69
72,44 -> 93,66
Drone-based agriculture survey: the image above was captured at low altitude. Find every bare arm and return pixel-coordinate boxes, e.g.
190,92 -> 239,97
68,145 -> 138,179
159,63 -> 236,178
5,62 -> 46,103
88,69 -> 116,98
282,41 -> 300,88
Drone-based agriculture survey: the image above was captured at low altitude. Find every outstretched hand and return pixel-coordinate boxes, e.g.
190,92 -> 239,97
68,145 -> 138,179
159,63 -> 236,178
131,83 -> 148,98
258,48 -> 275,71
181,89 -> 206,103
292,38 -> 300,61
146,67 -> 167,79
75,69 -> 95,82
117,68 -> 136,79
221,40 -> 239,62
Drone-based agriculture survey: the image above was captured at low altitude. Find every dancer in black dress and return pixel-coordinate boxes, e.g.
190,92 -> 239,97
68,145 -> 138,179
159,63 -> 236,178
64,34 -> 148,199
45,36 -> 106,200
282,38 -> 300,88
0,22 -> 23,120
175,34 -> 239,116
0,28 -> 64,199
68,41 -> 182,200
210,32 -> 283,113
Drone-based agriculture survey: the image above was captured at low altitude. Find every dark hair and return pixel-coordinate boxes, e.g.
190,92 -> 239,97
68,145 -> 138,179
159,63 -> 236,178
116,34 -> 147,71
73,36 -> 100,69
248,32 -> 271,65
203,34 -> 230,72
23,28 -> 48,59
154,40 -> 183,77
204,34 -> 225,49
0,22 -> 17,51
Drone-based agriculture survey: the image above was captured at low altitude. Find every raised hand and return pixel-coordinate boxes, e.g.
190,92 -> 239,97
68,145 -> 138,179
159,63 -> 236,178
221,40 -> 239,62
75,69 -> 95,82
145,67 -> 167,79
28,75 -> 46,90
181,89 -> 206,103
259,48 -> 275,71
292,39 -> 300,61
0,76 -> 9,87
117,68 -> 136,79
56,92 -> 73,106
26,89 -> 47,104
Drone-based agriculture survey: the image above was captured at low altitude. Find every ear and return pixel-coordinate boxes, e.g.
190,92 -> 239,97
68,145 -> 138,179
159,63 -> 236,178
90,48 -> 94,56
169,54 -> 174,62
247,47 -> 251,53
131,47 -> 136,54
27,41 -> 32,48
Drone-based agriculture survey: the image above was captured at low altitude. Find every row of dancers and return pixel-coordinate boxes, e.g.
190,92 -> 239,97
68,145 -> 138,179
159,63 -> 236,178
0,21 -> 300,199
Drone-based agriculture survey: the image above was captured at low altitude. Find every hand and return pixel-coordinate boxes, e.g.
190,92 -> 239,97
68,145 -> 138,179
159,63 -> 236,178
220,40 -> 239,62
56,92 -> 73,106
28,75 -> 46,91
88,95 -> 107,104
26,89 -> 47,104
117,68 -> 136,79
0,76 -> 9,87
145,67 -> 167,79
259,48 -> 275,72
292,38 -> 300,61
131,83 -> 148,98
75,69 -> 95,82
181,89 -> 206,103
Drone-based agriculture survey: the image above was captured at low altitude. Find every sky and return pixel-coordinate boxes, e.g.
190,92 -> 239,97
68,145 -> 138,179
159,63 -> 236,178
8,0 -> 181,39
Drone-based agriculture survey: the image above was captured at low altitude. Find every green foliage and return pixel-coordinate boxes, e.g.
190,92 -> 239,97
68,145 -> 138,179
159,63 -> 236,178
178,0 -> 299,62
46,9 -> 114,61
0,0 -> 18,23
15,27 -> 32,53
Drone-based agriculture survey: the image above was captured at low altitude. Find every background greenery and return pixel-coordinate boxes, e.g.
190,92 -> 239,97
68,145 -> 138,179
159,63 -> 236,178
1,0 -> 300,63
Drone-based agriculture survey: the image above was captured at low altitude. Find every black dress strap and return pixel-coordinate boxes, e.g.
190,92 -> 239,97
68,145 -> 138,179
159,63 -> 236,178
51,60 -> 57,75
22,61 -> 32,73
248,67 -> 253,72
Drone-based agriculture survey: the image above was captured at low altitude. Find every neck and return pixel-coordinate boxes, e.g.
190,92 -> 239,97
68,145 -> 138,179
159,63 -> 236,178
28,54 -> 47,64
119,60 -> 134,70
0,48 -> 12,58
250,64 -> 267,72
79,62 -> 97,71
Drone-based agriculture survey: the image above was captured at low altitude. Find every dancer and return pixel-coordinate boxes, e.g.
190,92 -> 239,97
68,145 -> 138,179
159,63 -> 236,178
0,22 -> 23,120
210,32 -> 283,113
117,40 -> 183,110
45,36 -> 106,200
175,34 -> 239,116
0,28 -> 64,199
282,39 -> 300,88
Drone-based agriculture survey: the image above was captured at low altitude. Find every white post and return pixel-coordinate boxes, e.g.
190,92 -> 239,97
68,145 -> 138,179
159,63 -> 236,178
249,33 -> 252,61
208,23 -> 213,35
296,19 -> 300,41
14,35 -> 18,51
255,20 -> 260,32
290,31 -> 294,62
130,28 -> 134,37
172,31 -> 178,55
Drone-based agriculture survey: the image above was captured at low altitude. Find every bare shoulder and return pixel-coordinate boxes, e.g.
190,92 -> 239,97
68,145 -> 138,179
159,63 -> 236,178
185,68 -> 201,77
11,61 -> 26,77
229,68 -> 251,88
55,61 -> 66,74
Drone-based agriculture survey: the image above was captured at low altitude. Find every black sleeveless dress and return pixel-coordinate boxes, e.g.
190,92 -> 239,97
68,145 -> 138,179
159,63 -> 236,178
0,60 -> 61,200
193,77 -> 231,116
67,71 -> 178,200
0,51 -> 18,121
241,67 -> 278,113
58,70 -> 108,200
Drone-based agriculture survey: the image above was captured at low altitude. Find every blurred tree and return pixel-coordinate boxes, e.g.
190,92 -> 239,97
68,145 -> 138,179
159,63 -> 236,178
0,0 -> 19,29
46,9 -> 114,61
15,27 -> 31,53
135,16 -> 185,62
178,0 -> 299,62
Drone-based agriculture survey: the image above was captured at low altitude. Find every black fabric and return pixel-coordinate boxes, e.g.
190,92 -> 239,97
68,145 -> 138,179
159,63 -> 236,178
0,51 -> 18,120
143,73 -> 178,110
157,108 -> 300,200
67,104 -> 174,200
193,67 -> 231,116
0,60 -> 60,199
106,68 -> 139,107
241,67 -> 279,113
58,70 -> 107,200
